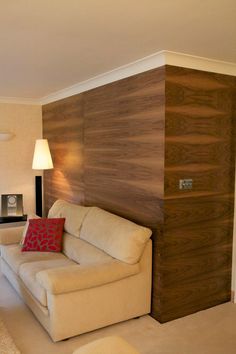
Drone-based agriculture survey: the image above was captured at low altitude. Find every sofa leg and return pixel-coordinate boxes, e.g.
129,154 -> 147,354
134,316 -> 140,319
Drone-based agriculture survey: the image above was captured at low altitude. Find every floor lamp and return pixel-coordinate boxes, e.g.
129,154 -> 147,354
32,139 -> 53,217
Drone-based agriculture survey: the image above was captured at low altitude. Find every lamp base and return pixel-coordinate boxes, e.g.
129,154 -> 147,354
35,176 -> 42,217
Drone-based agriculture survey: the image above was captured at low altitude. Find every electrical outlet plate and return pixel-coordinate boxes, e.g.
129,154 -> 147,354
179,179 -> 193,190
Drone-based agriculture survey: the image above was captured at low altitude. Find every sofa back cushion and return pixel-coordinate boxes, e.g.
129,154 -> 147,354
80,207 -> 152,264
62,232 -> 113,265
48,200 -> 90,238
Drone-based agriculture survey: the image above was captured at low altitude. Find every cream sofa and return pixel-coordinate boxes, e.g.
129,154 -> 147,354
0,200 -> 152,342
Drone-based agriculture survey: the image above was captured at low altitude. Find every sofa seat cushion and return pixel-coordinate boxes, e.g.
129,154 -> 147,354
19,258 -> 76,307
63,233 -> 113,265
80,207 -> 152,264
48,200 -> 91,238
1,244 -> 66,274
37,259 -> 140,295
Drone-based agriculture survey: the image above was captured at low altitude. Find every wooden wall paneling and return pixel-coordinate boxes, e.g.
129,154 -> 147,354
83,67 -> 165,228
43,94 -> 85,214
164,194 -> 234,228
159,269 -> 232,322
162,218 -> 234,257
43,67 -> 166,321
42,64 -> 236,324
154,65 -> 236,322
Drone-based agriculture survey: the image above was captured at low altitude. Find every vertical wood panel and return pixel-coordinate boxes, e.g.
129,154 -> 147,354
154,66 -> 236,322
43,95 -> 84,213
83,68 -> 165,227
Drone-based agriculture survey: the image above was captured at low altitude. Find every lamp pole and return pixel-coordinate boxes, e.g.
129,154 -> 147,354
32,139 -> 53,217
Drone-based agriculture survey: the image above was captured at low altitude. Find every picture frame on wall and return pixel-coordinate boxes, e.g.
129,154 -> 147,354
1,194 -> 23,217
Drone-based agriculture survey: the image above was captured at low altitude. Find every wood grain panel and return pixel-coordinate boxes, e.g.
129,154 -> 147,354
166,140 -> 234,166
83,67 -> 165,227
150,65 -> 236,322
159,269 -> 231,322
165,164 -> 234,196
164,194 -> 234,228
162,244 -> 232,285
162,218 -> 234,257
43,95 -> 84,213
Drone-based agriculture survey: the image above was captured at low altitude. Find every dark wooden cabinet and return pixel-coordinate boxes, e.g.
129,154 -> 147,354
0,215 -> 27,224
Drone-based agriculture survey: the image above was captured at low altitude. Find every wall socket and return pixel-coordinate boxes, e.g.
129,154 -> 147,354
179,179 -> 193,190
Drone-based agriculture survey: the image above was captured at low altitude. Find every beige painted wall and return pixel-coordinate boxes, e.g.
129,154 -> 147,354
0,103 -> 42,216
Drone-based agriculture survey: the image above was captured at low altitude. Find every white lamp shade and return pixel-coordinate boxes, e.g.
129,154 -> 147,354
32,139 -> 53,170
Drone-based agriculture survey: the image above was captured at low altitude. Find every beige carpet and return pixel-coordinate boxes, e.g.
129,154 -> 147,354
0,318 -> 21,354
1,268 -> 236,354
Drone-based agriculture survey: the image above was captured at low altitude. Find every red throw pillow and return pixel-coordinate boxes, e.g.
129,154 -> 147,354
21,218 -> 65,252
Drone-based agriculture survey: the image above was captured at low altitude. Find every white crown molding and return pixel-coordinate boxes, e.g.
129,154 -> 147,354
165,51 -> 236,76
0,96 -> 40,105
40,50 -> 236,105
0,51 -> 235,106
40,51 -> 166,105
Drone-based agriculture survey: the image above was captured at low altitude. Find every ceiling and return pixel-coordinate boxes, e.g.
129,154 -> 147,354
0,0 -> 235,100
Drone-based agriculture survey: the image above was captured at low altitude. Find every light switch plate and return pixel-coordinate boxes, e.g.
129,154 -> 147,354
179,179 -> 193,190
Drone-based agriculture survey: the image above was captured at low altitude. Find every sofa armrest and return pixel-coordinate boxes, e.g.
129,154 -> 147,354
36,260 -> 139,295
0,226 -> 24,245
